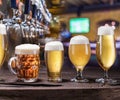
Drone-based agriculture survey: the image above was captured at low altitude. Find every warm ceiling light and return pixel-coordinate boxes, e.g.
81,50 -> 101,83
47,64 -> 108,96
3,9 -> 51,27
51,0 -> 61,5
0,0 -> 2,5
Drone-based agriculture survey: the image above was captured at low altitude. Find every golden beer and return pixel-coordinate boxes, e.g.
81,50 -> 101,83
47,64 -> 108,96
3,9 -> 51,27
8,44 -> 40,82
69,44 -> 91,71
0,25 -> 7,68
45,41 -> 64,82
69,35 -> 91,82
95,25 -> 116,83
45,50 -> 63,80
96,35 -> 116,71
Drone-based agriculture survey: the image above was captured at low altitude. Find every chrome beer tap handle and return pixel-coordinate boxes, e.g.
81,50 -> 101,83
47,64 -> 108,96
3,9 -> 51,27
39,0 -> 52,23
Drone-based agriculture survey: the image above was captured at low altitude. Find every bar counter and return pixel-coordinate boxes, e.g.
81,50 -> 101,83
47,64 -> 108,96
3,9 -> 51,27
0,65 -> 120,100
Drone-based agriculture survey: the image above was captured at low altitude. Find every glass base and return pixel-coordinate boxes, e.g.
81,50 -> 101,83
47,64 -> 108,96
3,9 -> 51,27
23,78 -> 37,83
71,77 -> 89,83
95,78 -> 117,84
48,77 -> 62,82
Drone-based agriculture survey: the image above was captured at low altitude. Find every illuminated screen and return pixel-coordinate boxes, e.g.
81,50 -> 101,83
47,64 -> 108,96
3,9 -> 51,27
69,18 -> 90,34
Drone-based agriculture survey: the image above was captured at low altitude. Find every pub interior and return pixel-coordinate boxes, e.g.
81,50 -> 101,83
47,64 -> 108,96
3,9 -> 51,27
0,0 -> 120,100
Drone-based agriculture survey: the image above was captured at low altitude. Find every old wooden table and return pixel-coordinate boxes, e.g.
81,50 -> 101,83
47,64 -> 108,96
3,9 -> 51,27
0,65 -> 120,100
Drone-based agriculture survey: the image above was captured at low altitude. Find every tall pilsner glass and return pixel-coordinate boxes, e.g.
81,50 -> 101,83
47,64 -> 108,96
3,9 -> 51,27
0,23 -> 8,81
96,25 -> 116,83
45,41 -> 64,82
69,35 -> 91,82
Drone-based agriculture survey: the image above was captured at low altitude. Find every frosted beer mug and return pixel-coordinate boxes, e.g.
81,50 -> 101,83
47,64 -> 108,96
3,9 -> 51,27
45,41 -> 64,82
8,44 -> 40,82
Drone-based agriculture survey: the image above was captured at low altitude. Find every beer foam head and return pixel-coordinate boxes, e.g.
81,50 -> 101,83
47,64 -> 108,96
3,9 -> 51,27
45,41 -> 64,51
0,24 -> 6,34
15,44 -> 40,54
70,35 -> 89,44
98,25 -> 114,35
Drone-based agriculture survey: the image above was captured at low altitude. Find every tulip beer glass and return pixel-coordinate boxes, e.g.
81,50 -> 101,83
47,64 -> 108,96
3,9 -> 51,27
96,25 -> 116,83
8,44 -> 40,82
69,35 -> 91,82
45,41 -> 64,82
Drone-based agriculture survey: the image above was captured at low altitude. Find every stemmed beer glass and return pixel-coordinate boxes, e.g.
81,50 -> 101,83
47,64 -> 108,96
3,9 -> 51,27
96,25 -> 116,83
69,35 -> 91,82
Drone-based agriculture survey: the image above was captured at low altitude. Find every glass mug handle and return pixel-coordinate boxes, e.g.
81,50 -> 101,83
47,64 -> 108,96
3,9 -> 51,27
8,57 -> 17,75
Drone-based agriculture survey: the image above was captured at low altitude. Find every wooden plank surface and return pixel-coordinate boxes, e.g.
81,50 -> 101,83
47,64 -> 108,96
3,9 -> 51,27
0,66 -> 120,100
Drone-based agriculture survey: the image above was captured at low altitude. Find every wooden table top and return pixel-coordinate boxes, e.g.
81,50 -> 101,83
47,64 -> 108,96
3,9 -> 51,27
0,66 -> 120,100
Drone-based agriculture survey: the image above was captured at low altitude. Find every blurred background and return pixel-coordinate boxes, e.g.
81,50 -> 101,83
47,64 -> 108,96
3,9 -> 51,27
0,0 -> 120,69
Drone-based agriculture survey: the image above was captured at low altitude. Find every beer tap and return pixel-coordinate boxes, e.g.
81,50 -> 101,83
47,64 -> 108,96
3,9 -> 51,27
39,0 -> 52,34
7,0 -> 23,57
23,0 -> 31,23
16,0 -> 52,44
40,0 -> 52,23
0,0 -> 53,61
10,0 -> 19,22
32,0 -> 48,44
11,0 -> 17,14
22,0 -> 31,43
23,0 -> 43,44
32,0 -> 52,45
30,2 -> 38,43
22,0 -> 40,44
33,0 -> 45,39
2,0 -> 17,25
